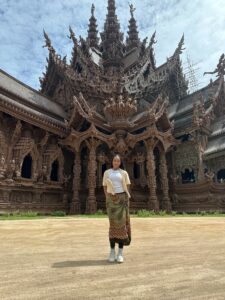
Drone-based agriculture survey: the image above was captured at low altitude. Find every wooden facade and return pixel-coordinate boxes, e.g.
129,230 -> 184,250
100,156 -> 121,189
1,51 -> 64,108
0,0 -> 225,214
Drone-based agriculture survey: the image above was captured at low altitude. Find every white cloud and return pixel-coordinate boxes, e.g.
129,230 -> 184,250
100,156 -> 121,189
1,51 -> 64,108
0,0 -> 225,91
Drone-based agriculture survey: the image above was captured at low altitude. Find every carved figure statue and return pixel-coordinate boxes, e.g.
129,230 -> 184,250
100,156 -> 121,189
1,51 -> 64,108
7,159 -> 16,180
129,3 -> 136,18
0,154 -> 6,179
204,53 -> 225,77
205,170 -> 215,181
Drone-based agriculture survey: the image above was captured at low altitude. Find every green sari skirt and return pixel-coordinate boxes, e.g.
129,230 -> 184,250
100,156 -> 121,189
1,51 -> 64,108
106,192 -> 131,246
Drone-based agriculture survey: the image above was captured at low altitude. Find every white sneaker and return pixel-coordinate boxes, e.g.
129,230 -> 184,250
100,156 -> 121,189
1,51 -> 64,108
116,249 -> 124,263
108,248 -> 116,262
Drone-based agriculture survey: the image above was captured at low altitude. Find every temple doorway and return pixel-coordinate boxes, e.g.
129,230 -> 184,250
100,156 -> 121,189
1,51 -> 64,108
50,160 -> 59,181
181,168 -> 195,183
217,169 -> 225,182
21,154 -> 32,179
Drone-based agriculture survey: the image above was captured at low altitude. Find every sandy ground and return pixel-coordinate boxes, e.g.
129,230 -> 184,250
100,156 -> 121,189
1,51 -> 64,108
1,217 -> 225,300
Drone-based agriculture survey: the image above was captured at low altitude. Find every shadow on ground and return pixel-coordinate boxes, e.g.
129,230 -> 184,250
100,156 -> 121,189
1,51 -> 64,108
52,259 -> 111,268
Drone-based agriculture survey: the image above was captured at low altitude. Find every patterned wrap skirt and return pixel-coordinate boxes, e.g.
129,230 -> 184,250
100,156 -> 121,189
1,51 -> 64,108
106,192 -> 131,246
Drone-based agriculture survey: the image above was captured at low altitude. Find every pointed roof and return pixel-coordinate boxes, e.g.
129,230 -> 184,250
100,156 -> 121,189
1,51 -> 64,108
126,4 -> 140,51
87,4 -> 99,49
100,0 -> 124,72
40,30 -> 67,96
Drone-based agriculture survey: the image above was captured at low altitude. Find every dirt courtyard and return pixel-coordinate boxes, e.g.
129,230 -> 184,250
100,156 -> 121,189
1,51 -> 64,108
1,217 -> 225,300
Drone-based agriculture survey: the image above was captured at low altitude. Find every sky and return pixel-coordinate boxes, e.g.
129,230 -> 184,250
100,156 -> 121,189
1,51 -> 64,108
0,0 -> 225,92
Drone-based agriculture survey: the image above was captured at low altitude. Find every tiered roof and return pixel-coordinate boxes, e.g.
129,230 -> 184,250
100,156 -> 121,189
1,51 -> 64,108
87,4 -> 99,49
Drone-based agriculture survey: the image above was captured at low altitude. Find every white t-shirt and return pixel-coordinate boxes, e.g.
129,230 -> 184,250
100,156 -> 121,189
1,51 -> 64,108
108,168 -> 125,193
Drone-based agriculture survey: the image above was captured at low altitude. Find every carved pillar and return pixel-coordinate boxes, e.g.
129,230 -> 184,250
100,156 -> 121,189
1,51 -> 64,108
97,160 -> 102,187
86,138 -> 99,214
97,151 -> 106,187
70,151 -> 81,214
83,154 -> 88,187
146,140 -> 159,211
159,152 -> 172,212
126,157 -> 134,181
136,152 -> 146,187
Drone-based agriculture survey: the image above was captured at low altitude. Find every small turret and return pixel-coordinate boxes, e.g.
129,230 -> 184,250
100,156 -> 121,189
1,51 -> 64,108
87,4 -> 99,49
126,4 -> 140,51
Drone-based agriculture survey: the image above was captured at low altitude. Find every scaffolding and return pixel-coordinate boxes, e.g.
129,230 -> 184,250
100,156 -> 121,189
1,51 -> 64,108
183,54 -> 201,94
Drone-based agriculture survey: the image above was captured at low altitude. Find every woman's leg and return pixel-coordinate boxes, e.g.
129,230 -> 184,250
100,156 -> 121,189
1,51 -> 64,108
108,239 -> 116,262
110,239 -> 116,249
117,241 -> 124,263
118,242 -> 124,249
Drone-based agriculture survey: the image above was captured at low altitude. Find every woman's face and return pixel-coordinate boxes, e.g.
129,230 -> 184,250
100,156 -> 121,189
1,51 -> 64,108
112,156 -> 121,169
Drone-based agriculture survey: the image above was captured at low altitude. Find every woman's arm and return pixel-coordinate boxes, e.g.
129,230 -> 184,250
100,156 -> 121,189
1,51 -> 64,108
102,170 -> 108,197
127,184 -> 131,195
103,185 -> 108,196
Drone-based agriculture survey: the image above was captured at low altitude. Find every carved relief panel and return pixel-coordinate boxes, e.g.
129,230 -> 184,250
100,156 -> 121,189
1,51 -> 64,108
174,141 -> 199,175
43,142 -> 64,182
13,135 -> 39,179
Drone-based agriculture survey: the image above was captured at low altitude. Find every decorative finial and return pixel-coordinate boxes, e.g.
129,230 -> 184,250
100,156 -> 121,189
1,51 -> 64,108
91,3 -> 95,16
68,26 -> 78,45
173,34 -> 185,57
43,30 -> 55,53
43,30 -> 51,48
149,31 -> 157,48
129,3 -> 136,18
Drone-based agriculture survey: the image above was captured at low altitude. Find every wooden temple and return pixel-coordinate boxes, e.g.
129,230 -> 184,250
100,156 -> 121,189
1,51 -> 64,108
0,0 -> 225,214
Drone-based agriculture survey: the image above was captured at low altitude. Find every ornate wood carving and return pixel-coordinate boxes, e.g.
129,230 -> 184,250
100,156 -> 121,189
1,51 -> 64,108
174,142 -> 198,178
1,3 -> 225,215
70,151 -> 81,214
85,138 -> 101,214
159,152 -> 172,211
42,142 -> 64,182
145,139 -> 159,211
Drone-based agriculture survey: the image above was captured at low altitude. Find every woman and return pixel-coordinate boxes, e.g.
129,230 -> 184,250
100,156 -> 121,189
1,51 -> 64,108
102,154 -> 131,263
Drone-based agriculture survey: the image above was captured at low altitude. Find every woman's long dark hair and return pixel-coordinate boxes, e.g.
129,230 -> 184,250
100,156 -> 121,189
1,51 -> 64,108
110,154 -> 124,169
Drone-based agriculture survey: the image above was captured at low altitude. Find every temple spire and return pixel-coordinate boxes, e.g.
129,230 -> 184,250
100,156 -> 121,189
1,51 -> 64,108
87,4 -> 99,49
126,4 -> 140,51
100,0 -> 124,74
43,30 -> 56,55
68,26 -> 78,69
106,0 -> 117,18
